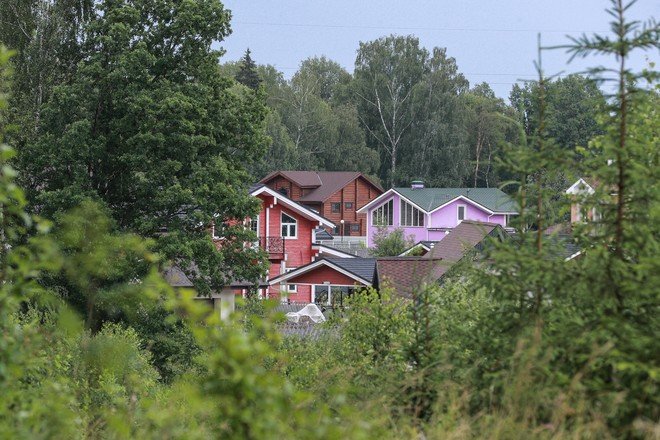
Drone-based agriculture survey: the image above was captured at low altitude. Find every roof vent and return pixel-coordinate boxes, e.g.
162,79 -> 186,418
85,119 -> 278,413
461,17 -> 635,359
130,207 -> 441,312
411,180 -> 424,190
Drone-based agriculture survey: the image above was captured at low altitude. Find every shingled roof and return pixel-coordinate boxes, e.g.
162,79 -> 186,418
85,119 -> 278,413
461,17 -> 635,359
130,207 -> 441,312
375,258 -> 446,299
425,220 -> 504,263
260,171 -> 383,203
395,187 -> 518,213
376,221 -> 505,297
269,257 -> 377,286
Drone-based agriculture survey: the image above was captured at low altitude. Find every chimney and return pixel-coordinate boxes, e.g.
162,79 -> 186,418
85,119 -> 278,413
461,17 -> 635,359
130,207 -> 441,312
411,180 -> 424,190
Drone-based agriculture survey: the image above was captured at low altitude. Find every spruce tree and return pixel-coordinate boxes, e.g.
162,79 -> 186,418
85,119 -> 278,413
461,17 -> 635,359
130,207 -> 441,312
236,48 -> 262,90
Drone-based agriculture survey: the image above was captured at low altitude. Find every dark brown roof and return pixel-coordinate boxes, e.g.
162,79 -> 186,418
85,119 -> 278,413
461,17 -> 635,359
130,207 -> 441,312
260,171 -> 383,203
425,220 -> 501,263
375,257 -> 446,299
261,171 -> 324,188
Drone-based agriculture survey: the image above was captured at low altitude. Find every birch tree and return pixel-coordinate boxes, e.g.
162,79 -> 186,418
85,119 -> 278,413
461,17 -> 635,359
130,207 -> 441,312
353,35 -> 427,186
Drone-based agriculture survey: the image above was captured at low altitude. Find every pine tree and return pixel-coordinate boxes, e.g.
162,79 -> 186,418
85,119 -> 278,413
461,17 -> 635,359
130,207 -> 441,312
236,48 -> 262,90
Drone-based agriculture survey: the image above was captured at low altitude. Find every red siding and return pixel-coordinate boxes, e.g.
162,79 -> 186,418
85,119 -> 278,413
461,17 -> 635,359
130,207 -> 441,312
255,193 -> 321,302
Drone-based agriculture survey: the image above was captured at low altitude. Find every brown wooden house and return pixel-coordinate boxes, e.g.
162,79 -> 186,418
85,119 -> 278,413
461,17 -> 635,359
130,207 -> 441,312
259,171 -> 383,237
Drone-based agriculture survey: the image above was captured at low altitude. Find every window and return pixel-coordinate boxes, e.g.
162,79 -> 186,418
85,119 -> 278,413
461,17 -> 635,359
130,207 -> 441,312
345,202 -> 353,210
212,221 -> 228,239
372,199 -> 393,226
400,199 -> 425,227
249,216 -> 259,236
344,223 -> 351,235
350,223 -> 360,232
313,285 -> 330,305
278,187 -> 288,197
312,285 -> 355,306
281,212 -> 297,238
457,205 -> 466,222
284,267 -> 297,293
331,202 -> 341,213
333,225 -> 341,234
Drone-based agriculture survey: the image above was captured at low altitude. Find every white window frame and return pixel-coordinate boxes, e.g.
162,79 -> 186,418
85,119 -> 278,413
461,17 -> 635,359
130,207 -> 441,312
312,285 -> 355,306
312,285 -> 330,305
284,267 -> 297,293
371,199 -> 394,227
249,216 -> 260,237
212,221 -> 226,240
457,204 -> 466,223
400,199 -> 425,227
281,212 -> 297,239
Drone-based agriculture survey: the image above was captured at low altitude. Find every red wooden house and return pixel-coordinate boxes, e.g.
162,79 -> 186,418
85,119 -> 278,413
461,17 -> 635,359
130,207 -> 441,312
259,171 -> 383,237
248,184 -> 338,301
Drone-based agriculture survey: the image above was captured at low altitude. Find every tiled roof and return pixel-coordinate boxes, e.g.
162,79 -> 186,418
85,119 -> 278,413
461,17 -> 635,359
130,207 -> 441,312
260,171 -> 383,203
395,187 -> 518,213
325,257 -> 377,283
375,258 -> 446,299
425,220 -> 502,262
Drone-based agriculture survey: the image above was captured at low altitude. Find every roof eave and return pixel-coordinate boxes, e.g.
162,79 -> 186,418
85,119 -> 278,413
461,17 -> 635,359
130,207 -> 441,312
250,186 -> 336,228
269,258 -> 372,286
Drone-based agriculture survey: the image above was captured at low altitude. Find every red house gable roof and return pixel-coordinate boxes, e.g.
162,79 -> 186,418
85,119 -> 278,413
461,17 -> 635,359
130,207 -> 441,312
260,171 -> 383,203
269,257 -> 377,286
250,185 -> 335,228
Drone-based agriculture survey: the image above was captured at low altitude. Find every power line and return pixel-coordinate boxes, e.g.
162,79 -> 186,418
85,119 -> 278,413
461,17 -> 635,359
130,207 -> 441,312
234,21 -> 606,34
269,66 -> 580,80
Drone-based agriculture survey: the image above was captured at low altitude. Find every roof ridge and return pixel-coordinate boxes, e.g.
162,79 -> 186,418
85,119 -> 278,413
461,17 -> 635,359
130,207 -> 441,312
376,256 -> 443,261
459,220 -> 501,227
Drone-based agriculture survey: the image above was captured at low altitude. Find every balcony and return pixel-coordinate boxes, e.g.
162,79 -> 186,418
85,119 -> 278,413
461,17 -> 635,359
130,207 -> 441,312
258,236 -> 285,259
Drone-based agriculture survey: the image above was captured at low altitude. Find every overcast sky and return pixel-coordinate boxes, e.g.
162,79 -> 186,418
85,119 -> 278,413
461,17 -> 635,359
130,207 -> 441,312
218,0 -> 657,101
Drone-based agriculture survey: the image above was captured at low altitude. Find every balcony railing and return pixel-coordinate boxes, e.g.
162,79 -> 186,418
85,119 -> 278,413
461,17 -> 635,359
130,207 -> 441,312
257,236 -> 285,257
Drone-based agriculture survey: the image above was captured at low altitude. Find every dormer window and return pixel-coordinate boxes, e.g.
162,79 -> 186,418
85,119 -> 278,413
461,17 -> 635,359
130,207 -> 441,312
281,212 -> 297,238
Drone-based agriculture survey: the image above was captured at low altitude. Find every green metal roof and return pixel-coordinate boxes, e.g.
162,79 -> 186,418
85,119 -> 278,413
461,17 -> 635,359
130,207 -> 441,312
394,187 -> 518,213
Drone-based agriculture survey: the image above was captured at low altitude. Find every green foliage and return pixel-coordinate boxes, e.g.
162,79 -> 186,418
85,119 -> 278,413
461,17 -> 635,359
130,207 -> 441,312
1,0 -> 658,437
250,56 -> 380,176
369,227 -> 415,256
13,0 -> 269,292
235,48 -> 262,90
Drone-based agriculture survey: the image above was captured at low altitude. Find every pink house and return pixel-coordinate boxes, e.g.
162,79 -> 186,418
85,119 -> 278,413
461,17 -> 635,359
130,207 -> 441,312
356,181 -> 518,247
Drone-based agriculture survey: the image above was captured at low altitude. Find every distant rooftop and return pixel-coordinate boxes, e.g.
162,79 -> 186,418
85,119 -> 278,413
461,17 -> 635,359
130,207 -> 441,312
260,171 -> 383,203
395,187 -> 518,213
